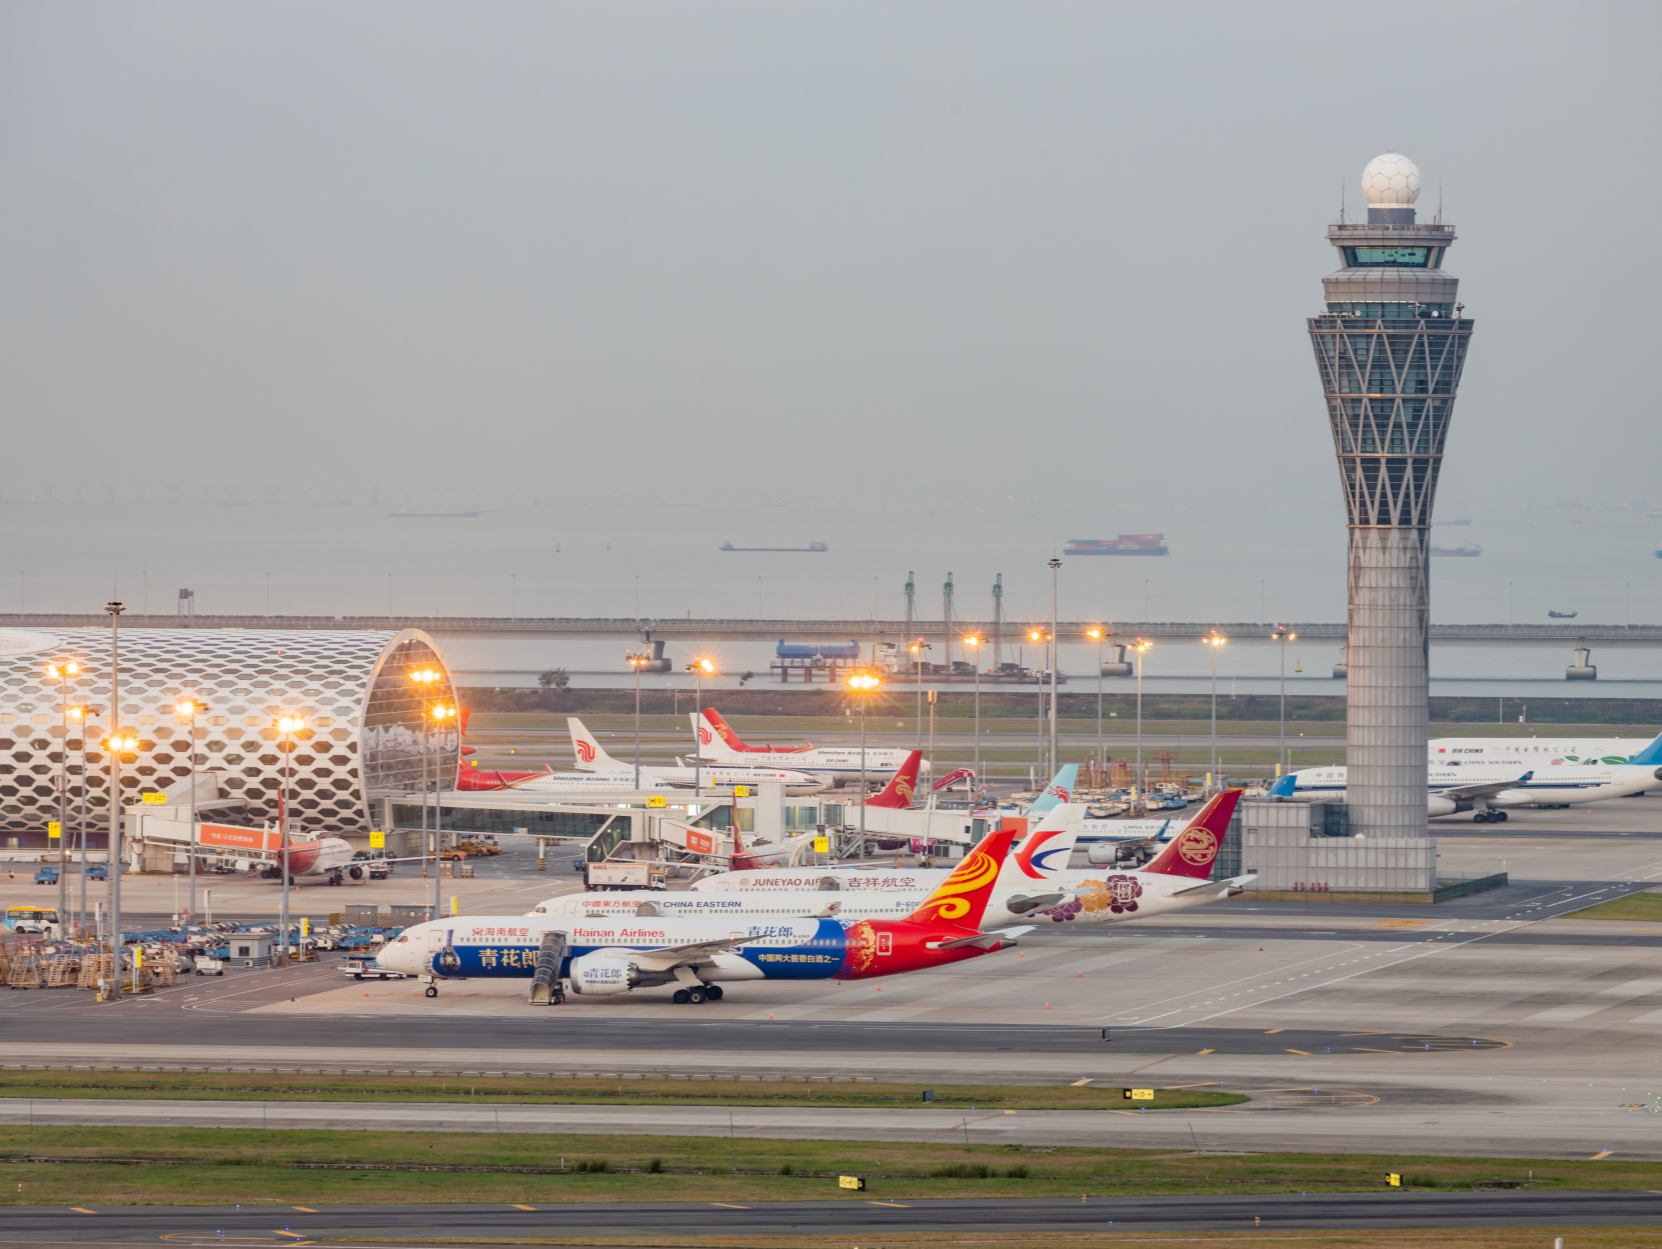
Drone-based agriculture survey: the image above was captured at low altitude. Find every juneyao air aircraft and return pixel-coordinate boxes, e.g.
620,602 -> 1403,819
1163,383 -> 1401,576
379,826 -> 1029,1003
1268,744 -> 1662,820
531,801 -> 1088,929
1429,729 -> 1662,767
567,718 -> 830,795
688,789 -> 1251,926
984,763 -> 1182,861
692,709 -> 924,784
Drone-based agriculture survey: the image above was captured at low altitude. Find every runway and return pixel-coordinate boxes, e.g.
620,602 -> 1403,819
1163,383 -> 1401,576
3,1190 -> 1661,1244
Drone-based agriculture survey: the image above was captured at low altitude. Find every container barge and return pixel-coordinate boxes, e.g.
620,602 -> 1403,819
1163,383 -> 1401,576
1064,534 -> 1168,556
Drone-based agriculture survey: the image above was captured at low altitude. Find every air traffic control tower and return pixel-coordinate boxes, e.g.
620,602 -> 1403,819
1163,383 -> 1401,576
1309,154 -> 1474,839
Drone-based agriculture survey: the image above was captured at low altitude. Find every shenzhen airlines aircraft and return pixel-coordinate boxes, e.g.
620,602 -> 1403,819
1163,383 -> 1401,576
532,802 -> 1088,930
567,719 -> 830,796
456,764 -> 680,793
380,827 -> 1028,1003
1270,742 -> 1662,820
687,790 -> 1251,926
693,709 -> 924,783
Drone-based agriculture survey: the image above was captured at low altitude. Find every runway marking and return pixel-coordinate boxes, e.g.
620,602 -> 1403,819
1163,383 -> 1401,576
511,1203 -> 537,1210
1590,1149 -> 1614,1160
1113,1055 -> 1182,1077
70,1207 -> 95,1213
1284,1049 -> 1312,1056
292,1206 -> 319,1212
869,1200 -> 910,1206
710,1202 -> 749,1208
1263,1028 -> 1284,1034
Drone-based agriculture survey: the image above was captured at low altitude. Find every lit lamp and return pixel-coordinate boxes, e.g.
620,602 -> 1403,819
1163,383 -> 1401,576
962,635 -> 983,796
627,652 -> 652,789
685,657 -> 716,796
408,667 -> 443,880
1086,628 -> 1105,785
67,703 -> 90,938
274,715 -> 306,962
429,702 -> 457,916
1028,630 -> 1051,776
846,671 -> 880,862
1271,627 -> 1295,775
1132,638 -> 1153,798
100,729 -> 139,976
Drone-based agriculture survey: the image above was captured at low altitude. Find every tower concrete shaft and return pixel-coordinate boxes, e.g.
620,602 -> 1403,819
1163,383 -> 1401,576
1308,182 -> 1473,839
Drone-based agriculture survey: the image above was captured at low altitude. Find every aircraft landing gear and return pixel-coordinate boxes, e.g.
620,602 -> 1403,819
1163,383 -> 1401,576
1473,810 -> 1510,824
705,984 -> 723,1000
673,988 -> 690,1004
686,987 -> 707,1004
425,985 -> 438,998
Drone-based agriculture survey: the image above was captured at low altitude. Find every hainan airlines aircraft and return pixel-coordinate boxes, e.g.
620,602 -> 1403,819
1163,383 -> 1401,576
532,801 -> 1087,930
688,789 -> 1250,926
567,718 -> 830,795
1269,743 -> 1662,820
379,826 -> 1028,1003
693,709 -> 924,784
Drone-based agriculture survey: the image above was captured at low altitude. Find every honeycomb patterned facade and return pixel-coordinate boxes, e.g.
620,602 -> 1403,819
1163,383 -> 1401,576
0,628 -> 457,837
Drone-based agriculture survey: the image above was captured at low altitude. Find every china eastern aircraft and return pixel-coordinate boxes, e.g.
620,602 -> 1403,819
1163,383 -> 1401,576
531,802 -> 1087,930
687,789 -> 1250,926
566,718 -> 830,795
1268,742 -> 1662,820
692,709 -> 924,784
378,826 -> 1027,1003
1429,729 -> 1662,768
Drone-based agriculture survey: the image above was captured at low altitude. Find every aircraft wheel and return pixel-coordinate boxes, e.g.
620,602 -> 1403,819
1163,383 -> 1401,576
425,986 -> 438,998
672,988 -> 691,1004
705,984 -> 723,1000
1495,811 -> 1508,822
687,988 -> 707,1004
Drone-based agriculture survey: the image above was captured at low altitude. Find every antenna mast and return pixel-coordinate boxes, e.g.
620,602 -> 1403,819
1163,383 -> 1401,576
991,573 -> 1004,670
942,573 -> 955,671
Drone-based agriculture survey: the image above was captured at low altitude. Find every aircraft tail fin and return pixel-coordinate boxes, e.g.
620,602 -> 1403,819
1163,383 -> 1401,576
566,718 -> 620,771
1267,773 -> 1297,798
1141,789 -> 1243,880
1026,764 -> 1079,818
867,751 -> 923,808
1624,731 -> 1662,767
695,710 -> 749,763
1004,803 -> 1085,882
905,827 -> 1018,928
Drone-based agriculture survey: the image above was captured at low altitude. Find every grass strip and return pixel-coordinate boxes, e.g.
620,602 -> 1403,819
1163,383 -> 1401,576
1562,893 -> 1662,922
1,1124 -> 1656,1206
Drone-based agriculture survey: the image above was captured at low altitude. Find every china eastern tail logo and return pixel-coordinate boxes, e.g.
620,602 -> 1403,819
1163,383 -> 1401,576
1015,828 -> 1071,879
575,740 -> 596,764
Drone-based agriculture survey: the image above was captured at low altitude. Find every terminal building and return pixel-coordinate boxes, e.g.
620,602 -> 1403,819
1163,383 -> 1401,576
0,627 -> 459,846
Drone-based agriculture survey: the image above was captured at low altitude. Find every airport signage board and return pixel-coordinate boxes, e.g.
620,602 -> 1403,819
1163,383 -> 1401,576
199,824 -> 283,855
369,830 -> 386,849
47,821 -> 60,839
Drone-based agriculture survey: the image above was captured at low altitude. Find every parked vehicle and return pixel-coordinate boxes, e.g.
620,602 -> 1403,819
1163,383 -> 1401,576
344,956 -> 406,980
33,865 -> 59,885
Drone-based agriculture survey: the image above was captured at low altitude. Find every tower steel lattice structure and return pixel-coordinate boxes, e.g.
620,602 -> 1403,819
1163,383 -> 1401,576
1308,154 -> 1474,839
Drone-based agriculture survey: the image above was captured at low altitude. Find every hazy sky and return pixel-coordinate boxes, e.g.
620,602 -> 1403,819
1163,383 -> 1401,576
1,2 -> 1659,617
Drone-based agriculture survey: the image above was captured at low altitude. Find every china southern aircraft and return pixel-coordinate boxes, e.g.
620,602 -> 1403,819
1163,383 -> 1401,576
693,709 -> 923,783
1268,741 -> 1662,821
1430,729 -> 1662,767
379,826 -> 1028,1003
566,718 -> 829,795
532,803 -> 1088,930
688,789 -> 1250,925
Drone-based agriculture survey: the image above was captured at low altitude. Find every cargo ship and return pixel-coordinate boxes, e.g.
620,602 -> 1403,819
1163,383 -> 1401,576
721,541 -> 829,552
1064,534 -> 1168,556
1429,543 -> 1482,557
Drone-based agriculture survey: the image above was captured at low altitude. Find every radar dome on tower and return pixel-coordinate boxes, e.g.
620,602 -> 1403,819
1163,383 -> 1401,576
1361,153 -> 1420,206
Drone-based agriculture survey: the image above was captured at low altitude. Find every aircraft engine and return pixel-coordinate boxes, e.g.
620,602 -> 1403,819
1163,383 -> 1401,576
567,951 -> 639,995
1086,842 -> 1136,865
345,863 -> 365,881
1427,796 -> 1458,817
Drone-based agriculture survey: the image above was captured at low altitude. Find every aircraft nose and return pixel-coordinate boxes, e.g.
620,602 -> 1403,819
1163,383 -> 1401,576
1653,767 -> 1662,782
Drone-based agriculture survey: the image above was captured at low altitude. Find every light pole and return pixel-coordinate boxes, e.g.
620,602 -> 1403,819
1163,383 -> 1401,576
1132,638 -> 1152,798
963,635 -> 982,798
909,640 -> 927,748
627,652 -> 650,789
1048,560 -> 1061,787
175,697 -> 205,924
687,658 -> 714,798
274,715 -> 305,962
102,600 -> 123,981
1271,626 -> 1295,776
428,701 -> 457,922
847,671 -> 880,863
1028,629 -> 1050,778
1204,632 -> 1227,791
45,659 -> 81,932
99,727 -> 137,987
1086,628 -> 1104,786
410,668 -> 442,875
69,703 -> 91,939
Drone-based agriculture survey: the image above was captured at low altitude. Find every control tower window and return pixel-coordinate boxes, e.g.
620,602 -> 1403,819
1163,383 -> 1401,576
1342,246 -> 1433,268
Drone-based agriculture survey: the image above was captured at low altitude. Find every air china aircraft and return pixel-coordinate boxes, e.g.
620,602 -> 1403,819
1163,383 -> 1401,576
1269,743 -> 1662,820
567,719 -> 829,796
379,827 -> 1027,1003
532,802 -> 1088,929
688,789 -> 1250,926
693,709 -> 924,783
1430,729 -> 1662,768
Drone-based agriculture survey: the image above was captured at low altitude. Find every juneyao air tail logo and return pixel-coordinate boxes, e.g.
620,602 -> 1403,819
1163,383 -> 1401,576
909,843 -> 1000,924
1175,825 -> 1220,866
1015,827 -> 1071,879
575,740 -> 597,764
